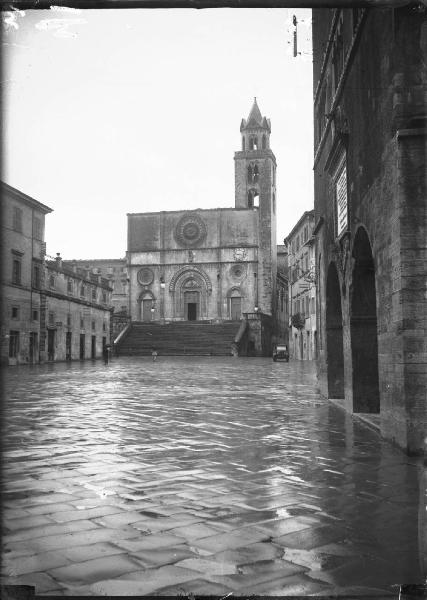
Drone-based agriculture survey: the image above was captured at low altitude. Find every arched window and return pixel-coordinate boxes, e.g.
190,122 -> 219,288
262,134 -> 267,149
249,136 -> 258,151
253,165 -> 259,183
247,165 -> 252,183
248,189 -> 259,208
242,137 -> 245,151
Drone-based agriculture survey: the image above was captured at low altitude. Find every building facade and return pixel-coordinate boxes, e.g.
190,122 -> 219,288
275,244 -> 289,347
1,182 -> 52,365
62,259 -> 128,315
312,7 -> 426,454
126,99 -> 278,355
285,210 -> 317,360
44,255 -> 113,361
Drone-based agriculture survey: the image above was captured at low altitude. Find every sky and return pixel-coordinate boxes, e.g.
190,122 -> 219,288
3,7 -> 314,260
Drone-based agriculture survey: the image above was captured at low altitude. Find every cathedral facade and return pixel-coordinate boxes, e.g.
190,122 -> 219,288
126,100 -> 278,353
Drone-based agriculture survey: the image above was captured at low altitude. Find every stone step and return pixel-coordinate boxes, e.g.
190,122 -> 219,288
117,321 -> 239,356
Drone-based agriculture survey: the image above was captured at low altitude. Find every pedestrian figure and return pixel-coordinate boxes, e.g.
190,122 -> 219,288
103,344 -> 110,365
151,348 -> 158,362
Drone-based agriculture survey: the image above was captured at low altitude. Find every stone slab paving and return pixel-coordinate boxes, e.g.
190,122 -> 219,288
1,357 -> 424,596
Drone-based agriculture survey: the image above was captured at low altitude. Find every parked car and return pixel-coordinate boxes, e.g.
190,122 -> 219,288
272,344 -> 289,362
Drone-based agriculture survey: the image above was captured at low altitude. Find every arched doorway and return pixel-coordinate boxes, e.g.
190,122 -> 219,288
184,289 -> 200,321
350,227 -> 379,413
228,288 -> 242,320
169,266 -> 212,320
326,262 -> 344,398
138,291 -> 155,321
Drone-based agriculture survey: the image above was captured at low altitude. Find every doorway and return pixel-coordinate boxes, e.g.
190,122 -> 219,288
184,291 -> 199,320
29,332 -> 38,363
47,329 -> 55,361
91,335 -> 96,359
142,299 -> 153,321
66,332 -> 72,361
351,228 -> 379,413
326,262 -> 344,398
230,296 -> 242,320
80,334 -> 85,360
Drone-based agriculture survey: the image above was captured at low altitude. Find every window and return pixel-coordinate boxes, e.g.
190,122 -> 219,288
67,279 -> 73,294
92,288 -> 96,301
9,331 -> 19,358
12,207 -> 23,232
80,317 -> 84,329
335,158 -> 348,237
296,236 -> 300,252
11,306 -> 19,319
80,284 -> 85,297
92,320 -> 96,331
242,136 -> 245,151
49,275 -> 55,289
262,134 -> 266,149
33,310 -> 39,321
311,296 -> 315,315
305,295 -> 310,315
33,264 -> 41,289
33,217 -> 42,240
247,165 -> 252,183
249,136 -> 258,151
102,291 -> 107,303
67,313 -> 71,328
102,322 -> 106,332
272,192 -> 276,215
48,312 -> 55,326
12,257 -> 21,285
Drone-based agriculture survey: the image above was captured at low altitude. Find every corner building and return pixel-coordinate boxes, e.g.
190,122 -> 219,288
312,8 -> 426,454
127,100 -> 277,355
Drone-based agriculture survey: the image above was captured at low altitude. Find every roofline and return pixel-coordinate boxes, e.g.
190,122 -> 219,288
127,207 -> 257,217
62,258 -> 126,263
284,209 -> 315,243
1,181 -> 53,214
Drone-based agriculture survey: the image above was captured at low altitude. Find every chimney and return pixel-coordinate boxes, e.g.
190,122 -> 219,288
56,253 -> 63,269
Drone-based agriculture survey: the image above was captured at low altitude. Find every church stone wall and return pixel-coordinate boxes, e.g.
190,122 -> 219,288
127,208 -> 259,322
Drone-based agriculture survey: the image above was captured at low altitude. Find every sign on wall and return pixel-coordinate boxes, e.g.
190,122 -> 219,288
335,161 -> 348,237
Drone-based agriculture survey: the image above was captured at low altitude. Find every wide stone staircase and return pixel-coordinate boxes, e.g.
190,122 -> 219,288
116,321 -> 241,356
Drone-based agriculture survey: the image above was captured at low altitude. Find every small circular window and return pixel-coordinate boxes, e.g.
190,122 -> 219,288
137,267 -> 154,286
230,263 -> 246,280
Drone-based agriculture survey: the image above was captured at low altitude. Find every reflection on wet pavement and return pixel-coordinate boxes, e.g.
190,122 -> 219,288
1,357 -> 423,596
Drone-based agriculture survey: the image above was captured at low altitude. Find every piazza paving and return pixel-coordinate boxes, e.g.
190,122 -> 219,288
1,357 -> 424,596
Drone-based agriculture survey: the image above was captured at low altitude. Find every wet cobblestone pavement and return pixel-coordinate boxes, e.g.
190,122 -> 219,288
1,357 -> 424,596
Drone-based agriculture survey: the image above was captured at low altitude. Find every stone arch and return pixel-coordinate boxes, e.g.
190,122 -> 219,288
326,261 -> 344,398
249,136 -> 258,150
350,225 -> 379,413
248,188 -> 259,208
169,266 -> 212,320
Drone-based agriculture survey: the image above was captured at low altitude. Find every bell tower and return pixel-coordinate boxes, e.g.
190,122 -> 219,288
234,98 -> 277,317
